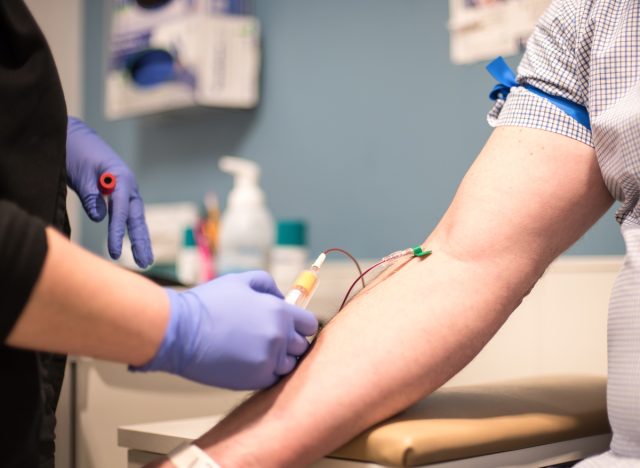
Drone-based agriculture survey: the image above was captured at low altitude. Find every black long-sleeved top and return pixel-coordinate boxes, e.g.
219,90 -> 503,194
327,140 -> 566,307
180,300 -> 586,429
0,0 -> 68,338
0,1 -> 69,466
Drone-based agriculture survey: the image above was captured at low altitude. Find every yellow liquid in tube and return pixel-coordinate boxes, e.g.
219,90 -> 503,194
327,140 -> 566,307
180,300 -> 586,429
285,270 -> 319,309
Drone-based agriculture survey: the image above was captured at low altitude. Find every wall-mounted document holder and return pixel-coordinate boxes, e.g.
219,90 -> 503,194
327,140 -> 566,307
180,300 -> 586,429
106,0 -> 260,119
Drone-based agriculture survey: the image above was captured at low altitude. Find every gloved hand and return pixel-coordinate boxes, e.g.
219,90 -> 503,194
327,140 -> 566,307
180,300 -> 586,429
131,271 -> 319,390
66,117 -> 153,268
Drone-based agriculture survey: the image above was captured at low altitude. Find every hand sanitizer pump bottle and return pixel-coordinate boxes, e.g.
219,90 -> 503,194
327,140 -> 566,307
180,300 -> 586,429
217,156 -> 274,275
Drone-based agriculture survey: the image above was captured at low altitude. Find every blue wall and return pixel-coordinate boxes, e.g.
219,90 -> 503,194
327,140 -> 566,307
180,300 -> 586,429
82,0 -> 624,259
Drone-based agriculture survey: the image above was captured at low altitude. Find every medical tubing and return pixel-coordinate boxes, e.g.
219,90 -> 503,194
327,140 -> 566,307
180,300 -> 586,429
291,245 -> 429,315
338,258 -> 389,310
338,246 -> 432,311
322,247 -> 365,288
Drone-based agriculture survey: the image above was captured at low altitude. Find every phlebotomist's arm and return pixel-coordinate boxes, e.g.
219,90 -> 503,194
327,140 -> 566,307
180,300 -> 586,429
1,200 -> 168,365
1,200 -> 317,390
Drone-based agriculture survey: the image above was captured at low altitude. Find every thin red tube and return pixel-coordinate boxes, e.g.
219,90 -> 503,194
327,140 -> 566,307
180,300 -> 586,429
322,247 -> 366,288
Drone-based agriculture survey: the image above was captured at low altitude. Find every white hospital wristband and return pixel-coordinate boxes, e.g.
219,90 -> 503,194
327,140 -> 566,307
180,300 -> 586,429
167,442 -> 221,468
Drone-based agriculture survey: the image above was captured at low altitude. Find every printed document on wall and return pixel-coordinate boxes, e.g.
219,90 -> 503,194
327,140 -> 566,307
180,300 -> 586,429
448,0 -> 550,65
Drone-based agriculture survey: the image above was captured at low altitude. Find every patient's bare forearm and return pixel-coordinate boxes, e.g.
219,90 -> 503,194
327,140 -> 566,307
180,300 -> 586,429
149,127 -> 613,467
196,251 -> 537,467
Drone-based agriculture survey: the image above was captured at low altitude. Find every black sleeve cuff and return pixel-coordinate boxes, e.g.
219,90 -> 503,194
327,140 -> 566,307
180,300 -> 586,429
0,200 -> 47,342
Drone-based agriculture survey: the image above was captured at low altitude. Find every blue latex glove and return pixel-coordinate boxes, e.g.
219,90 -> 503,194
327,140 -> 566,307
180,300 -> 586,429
131,271 -> 319,390
66,117 -> 153,268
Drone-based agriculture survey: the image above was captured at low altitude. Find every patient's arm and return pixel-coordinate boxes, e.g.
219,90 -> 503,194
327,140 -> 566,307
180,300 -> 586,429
151,126 -> 613,467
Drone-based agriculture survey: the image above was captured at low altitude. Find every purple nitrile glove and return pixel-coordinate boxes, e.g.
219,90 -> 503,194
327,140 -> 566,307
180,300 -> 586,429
131,271 -> 319,390
66,116 -> 153,268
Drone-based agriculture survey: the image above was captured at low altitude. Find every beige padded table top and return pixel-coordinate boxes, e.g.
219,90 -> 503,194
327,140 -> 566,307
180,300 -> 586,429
330,375 -> 610,466
119,375 -> 610,467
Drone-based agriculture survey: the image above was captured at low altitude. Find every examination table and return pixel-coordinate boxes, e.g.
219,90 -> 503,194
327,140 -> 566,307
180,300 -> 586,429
118,375 -> 611,467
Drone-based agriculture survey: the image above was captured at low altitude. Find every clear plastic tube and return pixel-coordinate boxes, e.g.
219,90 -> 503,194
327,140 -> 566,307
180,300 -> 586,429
338,246 -> 431,310
284,253 -> 326,308
379,248 -> 414,264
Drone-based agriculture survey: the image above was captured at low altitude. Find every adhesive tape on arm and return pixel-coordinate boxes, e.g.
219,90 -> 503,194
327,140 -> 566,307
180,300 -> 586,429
167,442 -> 221,468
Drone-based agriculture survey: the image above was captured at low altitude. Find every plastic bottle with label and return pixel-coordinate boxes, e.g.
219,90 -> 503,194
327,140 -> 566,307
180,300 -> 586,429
176,226 -> 199,286
270,220 -> 308,292
217,156 -> 274,275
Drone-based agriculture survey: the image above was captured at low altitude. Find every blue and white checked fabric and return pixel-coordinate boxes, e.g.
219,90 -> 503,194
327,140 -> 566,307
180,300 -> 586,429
488,0 -> 640,465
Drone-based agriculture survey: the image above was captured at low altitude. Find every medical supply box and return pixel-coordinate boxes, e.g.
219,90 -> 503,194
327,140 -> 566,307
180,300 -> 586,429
106,0 -> 260,119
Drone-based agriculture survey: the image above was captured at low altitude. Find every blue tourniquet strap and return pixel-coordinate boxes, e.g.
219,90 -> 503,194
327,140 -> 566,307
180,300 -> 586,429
486,56 -> 591,131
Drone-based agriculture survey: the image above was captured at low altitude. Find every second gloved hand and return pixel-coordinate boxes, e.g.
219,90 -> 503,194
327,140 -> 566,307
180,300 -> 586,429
66,117 -> 153,268
131,271 -> 319,390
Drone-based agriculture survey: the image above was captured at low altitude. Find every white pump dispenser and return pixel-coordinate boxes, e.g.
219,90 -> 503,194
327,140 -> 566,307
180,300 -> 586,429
217,156 -> 274,274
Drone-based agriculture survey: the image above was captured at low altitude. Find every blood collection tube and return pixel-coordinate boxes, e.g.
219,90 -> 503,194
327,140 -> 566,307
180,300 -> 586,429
284,253 -> 326,308
98,172 -> 116,195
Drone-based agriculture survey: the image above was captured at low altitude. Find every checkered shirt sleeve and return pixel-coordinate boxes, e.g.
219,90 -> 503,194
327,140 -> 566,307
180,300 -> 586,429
487,0 -> 592,147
